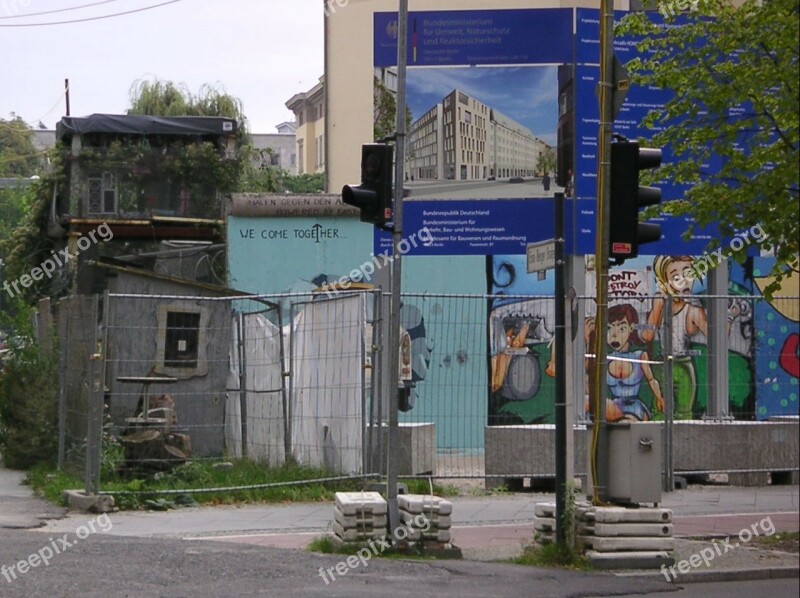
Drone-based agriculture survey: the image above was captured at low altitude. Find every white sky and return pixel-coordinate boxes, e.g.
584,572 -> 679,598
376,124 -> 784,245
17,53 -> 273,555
0,0 -> 324,133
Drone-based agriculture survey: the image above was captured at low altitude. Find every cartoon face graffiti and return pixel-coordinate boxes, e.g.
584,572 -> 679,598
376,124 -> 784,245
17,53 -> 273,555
608,317 -> 634,351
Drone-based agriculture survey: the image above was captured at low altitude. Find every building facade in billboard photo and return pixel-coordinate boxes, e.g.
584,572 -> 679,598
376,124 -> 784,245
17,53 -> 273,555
408,89 -> 549,181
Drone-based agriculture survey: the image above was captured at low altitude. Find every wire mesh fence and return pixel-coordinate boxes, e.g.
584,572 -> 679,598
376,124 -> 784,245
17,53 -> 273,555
53,289 -> 798,494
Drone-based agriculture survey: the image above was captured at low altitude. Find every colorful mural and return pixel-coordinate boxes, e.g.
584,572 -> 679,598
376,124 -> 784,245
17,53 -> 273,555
753,258 -> 800,419
485,253 -> 781,425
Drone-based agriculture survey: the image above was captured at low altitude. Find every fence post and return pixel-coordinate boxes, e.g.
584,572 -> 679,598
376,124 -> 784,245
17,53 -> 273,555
238,312 -> 248,458
84,294 -> 104,495
663,298 -> 674,492
276,305 -> 290,462
706,268 -> 731,420
57,301 -> 69,470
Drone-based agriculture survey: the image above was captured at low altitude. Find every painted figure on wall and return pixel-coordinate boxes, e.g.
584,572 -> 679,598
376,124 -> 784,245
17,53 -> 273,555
642,255 -> 708,419
583,303 -> 665,422
488,256 -> 556,425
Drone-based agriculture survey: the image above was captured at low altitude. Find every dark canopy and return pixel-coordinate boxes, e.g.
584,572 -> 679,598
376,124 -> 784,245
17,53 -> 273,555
57,114 -> 238,141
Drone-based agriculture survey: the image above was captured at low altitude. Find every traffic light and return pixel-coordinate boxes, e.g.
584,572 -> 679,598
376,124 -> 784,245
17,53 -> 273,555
609,141 -> 662,264
342,143 -> 394,226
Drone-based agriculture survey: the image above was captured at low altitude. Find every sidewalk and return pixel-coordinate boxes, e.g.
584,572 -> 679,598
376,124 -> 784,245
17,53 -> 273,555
3,466 -> 798,582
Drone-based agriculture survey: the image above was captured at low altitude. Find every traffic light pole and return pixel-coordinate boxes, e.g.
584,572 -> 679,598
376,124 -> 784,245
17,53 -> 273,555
590,0 -> 614,504
386,0 -> 408,543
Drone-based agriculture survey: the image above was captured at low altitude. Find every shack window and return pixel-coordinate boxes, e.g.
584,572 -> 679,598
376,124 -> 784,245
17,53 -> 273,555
164,311 -> 201,368
155,303 -> 210,378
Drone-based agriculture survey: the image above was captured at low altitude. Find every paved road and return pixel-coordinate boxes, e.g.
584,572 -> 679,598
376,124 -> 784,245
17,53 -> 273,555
0,527 -> 677,598
1,467 -> 797,595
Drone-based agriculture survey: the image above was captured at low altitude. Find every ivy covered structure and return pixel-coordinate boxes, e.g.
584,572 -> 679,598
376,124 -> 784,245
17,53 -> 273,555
44,113 -> 241,293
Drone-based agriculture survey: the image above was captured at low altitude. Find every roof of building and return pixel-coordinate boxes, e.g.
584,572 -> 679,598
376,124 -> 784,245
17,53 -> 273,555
57,114 -> 238,141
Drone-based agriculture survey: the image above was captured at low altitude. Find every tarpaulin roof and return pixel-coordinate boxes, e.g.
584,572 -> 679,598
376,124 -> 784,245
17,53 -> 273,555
57,114 -> 238,140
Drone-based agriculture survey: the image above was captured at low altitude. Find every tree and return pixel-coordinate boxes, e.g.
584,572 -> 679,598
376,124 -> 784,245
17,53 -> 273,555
617,0 -> 799,295
536,146 -> 557,176
374,77 -> 412,141
0,116 -> 40,177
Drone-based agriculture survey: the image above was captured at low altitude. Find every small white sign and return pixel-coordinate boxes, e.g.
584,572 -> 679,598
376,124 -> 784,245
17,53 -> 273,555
527,240 -> 556,273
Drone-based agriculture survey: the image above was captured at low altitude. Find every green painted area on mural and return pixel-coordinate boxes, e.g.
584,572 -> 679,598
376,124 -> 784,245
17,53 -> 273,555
496,346 -> 556,424
494,342 -> 755,424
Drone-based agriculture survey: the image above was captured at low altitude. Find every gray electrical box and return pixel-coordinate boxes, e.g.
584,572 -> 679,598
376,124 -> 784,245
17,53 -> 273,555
585,421 -> 663,504
607,422 -> 662,505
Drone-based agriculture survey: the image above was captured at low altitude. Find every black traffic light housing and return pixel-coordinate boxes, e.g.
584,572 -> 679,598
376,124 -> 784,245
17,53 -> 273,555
342,143 -> 394,226
609,141 -> 662,264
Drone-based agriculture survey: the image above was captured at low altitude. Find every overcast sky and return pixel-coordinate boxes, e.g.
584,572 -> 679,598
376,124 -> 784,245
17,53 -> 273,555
0,0 -> 324,132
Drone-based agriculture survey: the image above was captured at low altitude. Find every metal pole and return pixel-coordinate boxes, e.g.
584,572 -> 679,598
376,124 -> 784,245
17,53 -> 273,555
590,0 -> 615,505
386,0 -> 409,542
554,192 -> 568,545
664,298 -> 675,491
238,313 -> 248,458
706,271 -> 730,420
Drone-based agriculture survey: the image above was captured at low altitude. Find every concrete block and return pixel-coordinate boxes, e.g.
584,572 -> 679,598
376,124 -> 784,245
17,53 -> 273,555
591,536 -> 675,552
728,472 -> 771,486
369,423 -> 436,475
534,502 -> 556,517
400,510 -> 451,529
334,506 -> 387,530
63,490 -> 115,513
593,522 -> 673,537
672,421 -> 799,475
332,520 -> 387,542
587,550 -> 674,570
397,494 -> 452,516
486,421 -> 799,487
404,527 -> 452,543
484,425 -> 590,479
534,517 -> 555,532
594,507 -> 672,524
334,491 -> 387,516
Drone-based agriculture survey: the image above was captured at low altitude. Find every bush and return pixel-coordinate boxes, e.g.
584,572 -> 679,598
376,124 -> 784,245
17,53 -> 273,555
0,304 -> 58,469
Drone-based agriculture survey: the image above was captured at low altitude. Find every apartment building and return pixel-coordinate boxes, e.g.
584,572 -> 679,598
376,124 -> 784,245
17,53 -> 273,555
285,77 -> 325,175
408,89 -> 548,181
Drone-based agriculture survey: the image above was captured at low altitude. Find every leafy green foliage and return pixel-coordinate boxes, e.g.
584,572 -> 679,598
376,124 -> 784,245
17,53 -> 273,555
281,172 -> 325,194
0,116 -> 40,177
0,302 -> 58,469
617,0 -> 799,296
536,146 -> 557,176
374,77 -> 412,141
128,79 -> 248,138
0,154 -> 67,303
0,186 -> 33,246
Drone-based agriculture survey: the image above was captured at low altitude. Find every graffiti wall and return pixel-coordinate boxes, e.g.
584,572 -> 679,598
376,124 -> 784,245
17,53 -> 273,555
485,253 -> 800,425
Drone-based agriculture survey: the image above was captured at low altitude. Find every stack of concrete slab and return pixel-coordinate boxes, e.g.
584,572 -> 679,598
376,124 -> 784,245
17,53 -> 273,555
584,507 -> 675,569
533,500 -> 593,546
398,494 -> 453,544
333,491 -> 387,543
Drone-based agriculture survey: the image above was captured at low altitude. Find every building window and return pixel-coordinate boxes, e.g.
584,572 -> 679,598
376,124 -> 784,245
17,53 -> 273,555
164,311 -> 200,369
155,303 -> 210,378
87,172 -> 117,215
298,140 -> 304,174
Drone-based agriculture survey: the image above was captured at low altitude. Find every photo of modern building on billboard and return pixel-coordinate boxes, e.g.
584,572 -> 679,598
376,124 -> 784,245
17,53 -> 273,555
408,88 -> 551,182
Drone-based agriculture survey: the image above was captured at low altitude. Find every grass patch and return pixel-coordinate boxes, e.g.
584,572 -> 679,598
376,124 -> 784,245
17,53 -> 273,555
514,542 -> 593,570
753,531 -> 800,553
26,461 -> 461,511
25,464 -> 82,505
306,534 -> 445,561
